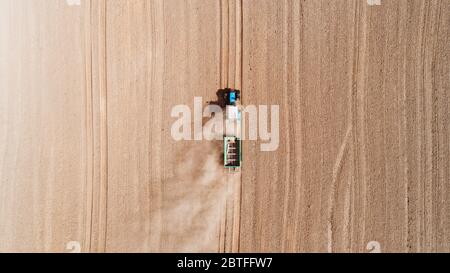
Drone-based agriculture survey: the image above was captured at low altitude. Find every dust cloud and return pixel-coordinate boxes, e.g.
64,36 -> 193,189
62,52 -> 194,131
150,117 -> 239,252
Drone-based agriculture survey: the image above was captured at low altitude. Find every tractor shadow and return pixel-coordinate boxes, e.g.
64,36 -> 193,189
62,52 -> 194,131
207,88 -> 232,109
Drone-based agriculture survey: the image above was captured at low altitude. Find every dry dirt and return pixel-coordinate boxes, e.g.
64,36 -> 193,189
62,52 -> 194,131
0,0 -> 449,253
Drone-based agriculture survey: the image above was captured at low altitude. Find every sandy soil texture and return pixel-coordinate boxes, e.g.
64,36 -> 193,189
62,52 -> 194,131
0,0 -> 449,253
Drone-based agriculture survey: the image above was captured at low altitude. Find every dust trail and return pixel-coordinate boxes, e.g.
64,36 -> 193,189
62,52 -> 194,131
150,116 -> 238,252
